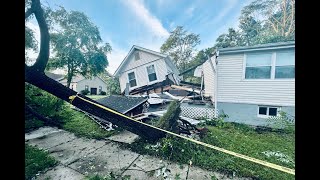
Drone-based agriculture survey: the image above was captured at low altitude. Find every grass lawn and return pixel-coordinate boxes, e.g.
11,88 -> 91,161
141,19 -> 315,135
25,144 -> 58,180
124,122 -> 295,180
86,95 -> 108,100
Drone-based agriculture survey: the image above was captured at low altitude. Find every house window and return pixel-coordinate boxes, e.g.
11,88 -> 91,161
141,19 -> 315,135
245,53 -> 272,79
134,52 -> 140,61
85,85 -> 89,91
99,86 -> 102,93
128,72 -> 137,87
258,106 -> 280,118
275,51 -> 295,79
146,64 -> 157,82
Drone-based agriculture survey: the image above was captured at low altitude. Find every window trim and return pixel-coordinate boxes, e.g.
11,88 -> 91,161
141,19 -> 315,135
145,63 -> 158,83
243,51 -> 295,81
85,85 -> 89,91
257,106 -> 281,118
99,86 -> 102,93
127,69 -> 138,88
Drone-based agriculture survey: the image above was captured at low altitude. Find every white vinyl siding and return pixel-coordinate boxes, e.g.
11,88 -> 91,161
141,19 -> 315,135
203,60 -> 215,100
76,77 -> 107,94
118,50 -> 168,92
217,49 -> 295,106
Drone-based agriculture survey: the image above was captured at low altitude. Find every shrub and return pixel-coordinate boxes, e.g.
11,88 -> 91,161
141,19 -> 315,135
100,91 -> 106,95
267,111 -> 295,133
157,100 -> 181,133
80,89 -> 90,95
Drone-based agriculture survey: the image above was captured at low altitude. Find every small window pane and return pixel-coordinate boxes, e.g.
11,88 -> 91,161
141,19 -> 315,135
275,66 -> 295,78
276,51 -> 294,66
128,72 -> 135,81
259,107 -> 267,115
148,74 -> 157,81
147,65 -> 156,74
245,66 -> 271,79
269,108 -> 278,116
246,53 -> 272,66
147,65 -> 157,81
130,80 -> 137,87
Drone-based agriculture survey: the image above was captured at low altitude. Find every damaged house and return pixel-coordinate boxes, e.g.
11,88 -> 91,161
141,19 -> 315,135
113,45 -> 181,95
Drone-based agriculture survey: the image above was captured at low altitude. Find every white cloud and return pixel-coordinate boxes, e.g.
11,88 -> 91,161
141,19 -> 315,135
122,0 -> 169,38
169,21 -> 175,31
203,0 -> 238,26
25,21 -> 40,64
106,47 -> 128,74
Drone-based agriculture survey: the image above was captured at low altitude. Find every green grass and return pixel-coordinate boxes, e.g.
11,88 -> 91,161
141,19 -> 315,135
125,122 -> 295,180
25,144 -> 58,180
62,108 -> 118,140
86,95 -> 108,100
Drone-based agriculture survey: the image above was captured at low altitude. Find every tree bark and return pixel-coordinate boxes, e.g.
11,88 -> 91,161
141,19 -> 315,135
25,66 -> 166,141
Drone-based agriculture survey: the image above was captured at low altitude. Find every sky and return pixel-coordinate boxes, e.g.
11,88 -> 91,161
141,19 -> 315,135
26,0 -> 253,74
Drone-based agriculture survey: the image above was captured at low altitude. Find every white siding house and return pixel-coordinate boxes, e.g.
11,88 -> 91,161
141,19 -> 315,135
114,45 -> 180,93
60,75 -> 108,95
202,41 -> 295,126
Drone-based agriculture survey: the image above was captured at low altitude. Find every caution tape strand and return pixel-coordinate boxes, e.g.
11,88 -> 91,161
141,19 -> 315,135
69,95 -> 295,175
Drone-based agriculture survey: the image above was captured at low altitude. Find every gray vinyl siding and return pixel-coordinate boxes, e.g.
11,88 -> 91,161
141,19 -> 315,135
217,51 -> 295,106
118,50 -> 168,92
76,77 -> 107,94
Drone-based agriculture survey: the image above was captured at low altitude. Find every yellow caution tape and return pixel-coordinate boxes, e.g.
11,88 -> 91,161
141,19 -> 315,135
69,94 -> 295,175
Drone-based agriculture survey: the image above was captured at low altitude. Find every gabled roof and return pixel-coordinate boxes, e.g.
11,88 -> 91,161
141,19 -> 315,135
59,74 -> 107,84
45,72 -> 65,81
218,41 -> 295,54
113,45 -> 168,77
96,95 -> 148,114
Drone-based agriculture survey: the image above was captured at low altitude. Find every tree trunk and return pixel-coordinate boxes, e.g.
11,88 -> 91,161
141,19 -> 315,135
25,66 -> 166,141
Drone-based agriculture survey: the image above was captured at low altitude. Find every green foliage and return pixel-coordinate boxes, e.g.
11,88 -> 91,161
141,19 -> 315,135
81,89 -> 90,95
100,91 -> 107,95
106,77 -> 121,95
160,26 -> 200,71
62,108 -> 116,140
267,111 -> 295,133
157,100 -> 181,133
127,122 -> 295,180
25,83 -> 66,127
25,116 -> 44,133
25,26 -> 38,51
25,144 -> 57,180
214,28 -> 245,48
47,7 -> 112,87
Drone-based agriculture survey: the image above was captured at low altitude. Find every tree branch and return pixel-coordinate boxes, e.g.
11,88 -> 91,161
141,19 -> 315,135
25,103 -> 58,126
25,8 -> 34,19
30,0 -> 50,72
287,0 -> 295,36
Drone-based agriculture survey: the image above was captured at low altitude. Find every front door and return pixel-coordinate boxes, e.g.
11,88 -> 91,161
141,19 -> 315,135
90,88 -> 97,95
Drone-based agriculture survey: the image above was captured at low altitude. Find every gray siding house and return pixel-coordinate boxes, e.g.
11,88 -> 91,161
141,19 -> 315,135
114,45 -> 180,94
202,41 -> 295,126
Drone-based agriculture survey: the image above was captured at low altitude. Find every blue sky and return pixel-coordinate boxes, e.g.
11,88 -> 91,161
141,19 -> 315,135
27,0 -> 253,74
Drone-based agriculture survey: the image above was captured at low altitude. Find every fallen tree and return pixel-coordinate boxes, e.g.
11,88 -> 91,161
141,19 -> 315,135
25,0 -> 165,141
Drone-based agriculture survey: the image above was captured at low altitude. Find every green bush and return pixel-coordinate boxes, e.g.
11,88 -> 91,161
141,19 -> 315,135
100,91 -> 106,95
81,89 -> 90,95
267,111 -> 295,133
157,100 -> 181,133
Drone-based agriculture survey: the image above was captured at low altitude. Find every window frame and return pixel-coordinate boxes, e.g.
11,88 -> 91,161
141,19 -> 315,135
127,70 -> 138,88
257,106 -> 281,118
85,85 -> 89,91
274,51 -> 295,79
145,64 -> 158,83
99,86 -> 102,93
243,50 -> 295,81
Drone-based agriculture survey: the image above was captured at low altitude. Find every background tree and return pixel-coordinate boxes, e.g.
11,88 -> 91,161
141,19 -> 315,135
160,26 -> 200,71
214,28 -> 244,48
25,0 -> 165,141
47,7 -> 112,87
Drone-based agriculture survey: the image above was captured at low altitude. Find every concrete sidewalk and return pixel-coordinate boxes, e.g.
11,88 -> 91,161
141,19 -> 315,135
25,127 -> 248,180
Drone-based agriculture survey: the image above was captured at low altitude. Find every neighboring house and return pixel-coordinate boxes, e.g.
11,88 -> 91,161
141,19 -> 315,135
59,74 -> 108,95
200,41 -> 295,126
96,95 -> 148,117
45,72 -> 65,81
113,45 -> 181,95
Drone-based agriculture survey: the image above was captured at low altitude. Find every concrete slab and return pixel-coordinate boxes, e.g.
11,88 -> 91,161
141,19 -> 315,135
37,165 -> 84,180
25,126 -> 63,140
106,130 -> 139,144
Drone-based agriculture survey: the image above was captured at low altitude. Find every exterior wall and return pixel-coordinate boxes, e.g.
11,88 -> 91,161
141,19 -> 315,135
203,60 -> 215,99
76,77 -> 107,94
217,49 -> 295,106
218,102 -> 295,126
119,50 -> 168,92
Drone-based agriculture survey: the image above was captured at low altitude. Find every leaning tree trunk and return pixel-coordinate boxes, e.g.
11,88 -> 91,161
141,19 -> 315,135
25,66 -> 166,141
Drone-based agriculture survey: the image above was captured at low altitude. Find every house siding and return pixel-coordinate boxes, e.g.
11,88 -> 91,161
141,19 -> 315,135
118,50 -> 168,92
203,60 -> 215,100
76,77 -> 107,94
217,50 -> 295,106
218,102 -> 295,126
